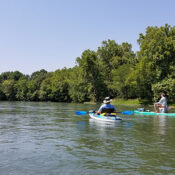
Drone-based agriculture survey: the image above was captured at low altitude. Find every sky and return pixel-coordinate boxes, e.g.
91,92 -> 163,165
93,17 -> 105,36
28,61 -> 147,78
0,0 -> 175,75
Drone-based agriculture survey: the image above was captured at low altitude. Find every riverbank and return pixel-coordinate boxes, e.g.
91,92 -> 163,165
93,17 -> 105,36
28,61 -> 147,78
84,98 -> 141,105
84,98 -> 175,108
113,98 -> 175,109
112,98 -> 140,105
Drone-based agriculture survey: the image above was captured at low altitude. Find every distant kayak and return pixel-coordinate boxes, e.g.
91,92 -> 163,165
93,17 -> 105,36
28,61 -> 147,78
89,112 -> 122,121
134,110 -> 175,116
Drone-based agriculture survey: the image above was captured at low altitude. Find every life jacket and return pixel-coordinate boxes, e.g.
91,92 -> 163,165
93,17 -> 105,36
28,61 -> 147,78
101,108 -> 115,114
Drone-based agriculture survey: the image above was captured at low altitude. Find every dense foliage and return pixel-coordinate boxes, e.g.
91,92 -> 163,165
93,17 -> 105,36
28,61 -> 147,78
1,24 -> 175,103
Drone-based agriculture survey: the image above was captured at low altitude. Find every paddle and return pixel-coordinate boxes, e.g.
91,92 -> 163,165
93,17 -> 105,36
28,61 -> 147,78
75,111 -> 133,116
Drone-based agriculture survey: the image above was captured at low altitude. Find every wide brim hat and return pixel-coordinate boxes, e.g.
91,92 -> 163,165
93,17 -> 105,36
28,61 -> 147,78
103,97 -> 112,104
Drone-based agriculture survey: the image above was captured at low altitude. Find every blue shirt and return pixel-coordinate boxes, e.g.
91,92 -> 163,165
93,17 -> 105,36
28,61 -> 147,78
98,104 -> 116,112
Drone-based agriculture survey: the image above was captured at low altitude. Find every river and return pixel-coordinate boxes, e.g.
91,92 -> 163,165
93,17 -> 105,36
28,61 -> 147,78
0,101 -> 175,175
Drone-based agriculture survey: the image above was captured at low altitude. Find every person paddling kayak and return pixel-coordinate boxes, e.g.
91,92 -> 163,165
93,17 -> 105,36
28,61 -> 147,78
154,93 -> 168,113
97,97 -> 116,114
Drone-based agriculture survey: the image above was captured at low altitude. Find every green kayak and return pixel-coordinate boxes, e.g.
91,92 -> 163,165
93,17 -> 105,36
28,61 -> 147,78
134,110 -> 175,116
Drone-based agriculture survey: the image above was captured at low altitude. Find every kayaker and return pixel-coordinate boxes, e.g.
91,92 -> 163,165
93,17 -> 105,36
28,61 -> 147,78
154,93 -> 167,113
97,97 -> 116,114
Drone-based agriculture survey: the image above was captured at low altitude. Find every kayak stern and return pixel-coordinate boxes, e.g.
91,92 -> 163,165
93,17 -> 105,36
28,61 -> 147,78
89,112 -> 122,121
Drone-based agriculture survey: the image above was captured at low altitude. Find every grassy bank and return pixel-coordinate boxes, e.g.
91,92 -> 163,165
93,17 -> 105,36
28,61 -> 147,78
112,98 -> 140,105
84,99 -> 175,108
113,98 -> 175,108
84,98 -> 141,105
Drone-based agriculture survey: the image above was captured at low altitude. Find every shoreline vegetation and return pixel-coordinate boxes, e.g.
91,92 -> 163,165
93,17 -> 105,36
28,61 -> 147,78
84,99 -> 175,109
84,98 -> 140,105
1,24 -> 175,105
1,99 -> 175,108
112,98 -> 140,105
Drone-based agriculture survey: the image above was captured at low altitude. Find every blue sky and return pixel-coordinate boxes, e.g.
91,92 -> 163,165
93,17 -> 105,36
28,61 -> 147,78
0,0 -> 175,75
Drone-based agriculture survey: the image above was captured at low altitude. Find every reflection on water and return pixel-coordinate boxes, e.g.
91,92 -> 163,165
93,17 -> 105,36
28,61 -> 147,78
89,118 -> 118,128
0,102 -> 175,175
153,116 -> 167,135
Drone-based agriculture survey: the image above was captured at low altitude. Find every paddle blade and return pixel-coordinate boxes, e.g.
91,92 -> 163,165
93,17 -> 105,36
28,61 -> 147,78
75,111 -> 88,115
122,111 -> 133,115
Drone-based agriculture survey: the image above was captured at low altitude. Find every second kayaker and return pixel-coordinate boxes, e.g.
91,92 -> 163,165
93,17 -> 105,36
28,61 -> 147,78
154,93 -> 168,113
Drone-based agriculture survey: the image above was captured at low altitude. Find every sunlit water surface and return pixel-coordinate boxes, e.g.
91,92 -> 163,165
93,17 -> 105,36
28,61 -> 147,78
0,102 -> 175,175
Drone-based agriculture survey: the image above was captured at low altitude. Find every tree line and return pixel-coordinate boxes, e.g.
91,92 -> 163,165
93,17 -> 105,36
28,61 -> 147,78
1,24 -> 175,103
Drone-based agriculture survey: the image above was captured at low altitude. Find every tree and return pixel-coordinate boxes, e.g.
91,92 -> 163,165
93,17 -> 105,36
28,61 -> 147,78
152,78 -> 175,103
137,24 -> 175,82
49,68 -> 71,102
125,58 -> 154,100
133,24 -> 175,101
110,64 -> 133,98
97,40 -> 136,79
97,40 -> 122,82
27,69 -> 48,101
39,73 -> 53,101
68,66 -> 89,102
97,40 -> 136,98
27,80 -> 40,101
1,80 -> 16,100
15,78 -> 28,101
39,69 -> 71,102
76,50 -> 107,102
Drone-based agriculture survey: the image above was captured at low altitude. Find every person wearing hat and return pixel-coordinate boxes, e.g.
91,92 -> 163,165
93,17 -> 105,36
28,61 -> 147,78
97,97 -> 116,115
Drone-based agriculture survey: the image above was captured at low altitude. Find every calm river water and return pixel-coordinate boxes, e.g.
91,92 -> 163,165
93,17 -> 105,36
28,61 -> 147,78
0,102 -> 175,175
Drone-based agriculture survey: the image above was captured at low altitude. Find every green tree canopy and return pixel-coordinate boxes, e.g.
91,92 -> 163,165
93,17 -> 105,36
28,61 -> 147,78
0,24 -> 175,103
